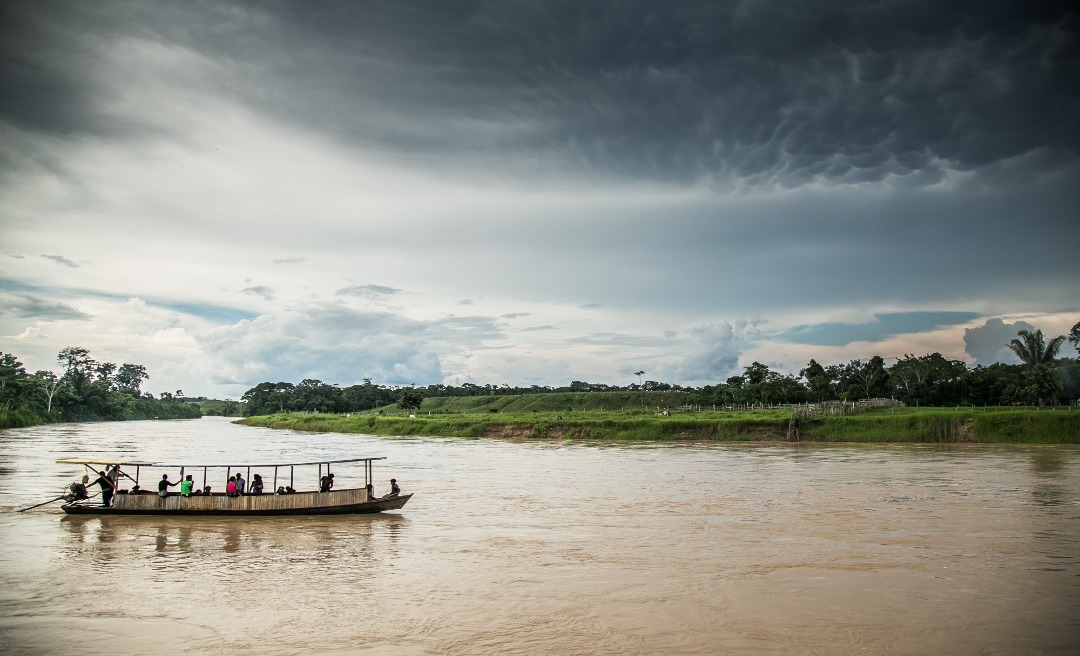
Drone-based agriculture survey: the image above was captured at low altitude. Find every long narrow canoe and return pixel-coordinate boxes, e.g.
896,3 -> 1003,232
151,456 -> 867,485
57,457 -> 412,516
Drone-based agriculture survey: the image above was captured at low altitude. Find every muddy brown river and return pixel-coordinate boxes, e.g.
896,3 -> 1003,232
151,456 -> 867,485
1,417 -> 1077,655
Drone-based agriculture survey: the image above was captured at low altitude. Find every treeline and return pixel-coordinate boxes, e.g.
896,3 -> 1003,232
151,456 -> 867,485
242,328 -> 1080,415
0,347 -> 202,428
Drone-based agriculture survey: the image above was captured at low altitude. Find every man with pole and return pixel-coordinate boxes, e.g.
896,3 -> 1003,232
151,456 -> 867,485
91,469 -> 116,507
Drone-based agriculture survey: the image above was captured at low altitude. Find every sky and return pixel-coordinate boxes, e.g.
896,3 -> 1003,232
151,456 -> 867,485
1,0 -> 1078,400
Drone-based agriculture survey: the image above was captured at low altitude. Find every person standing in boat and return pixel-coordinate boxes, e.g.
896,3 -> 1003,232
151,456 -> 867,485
158,474 -> 180,497
235,472 -> 246,495
91,470 -> 116,507
319,473 -> 334,493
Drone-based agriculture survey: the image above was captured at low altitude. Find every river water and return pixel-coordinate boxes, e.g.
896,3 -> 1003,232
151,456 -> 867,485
0,417 -> 1077,655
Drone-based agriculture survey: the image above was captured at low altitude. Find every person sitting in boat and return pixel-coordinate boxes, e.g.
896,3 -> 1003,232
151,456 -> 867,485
226,476 -> 239,497
285,486 -> 296,494
366,483 -> 376,500
235,472 -> 246,495
387,478 -> 400,498
202,485 -> 212,495
276,485 -> 286,495
158,474 -> 180,498
91,470 -> 116,507
250,474 -> 264,495
320,473 -> 334,493
180,475 -> 194,497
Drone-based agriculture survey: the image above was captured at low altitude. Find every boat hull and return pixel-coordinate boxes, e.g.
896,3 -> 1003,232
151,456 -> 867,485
61,489 -> 411,516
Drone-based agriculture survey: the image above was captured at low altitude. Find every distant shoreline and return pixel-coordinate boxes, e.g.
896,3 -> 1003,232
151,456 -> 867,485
237,408 -> 1080,444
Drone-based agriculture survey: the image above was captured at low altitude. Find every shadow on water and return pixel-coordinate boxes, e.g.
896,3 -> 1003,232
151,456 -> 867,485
57,513 -> 411,575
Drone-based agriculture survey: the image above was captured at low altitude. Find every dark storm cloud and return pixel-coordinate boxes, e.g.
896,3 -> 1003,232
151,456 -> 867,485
3,0 -> 1076,187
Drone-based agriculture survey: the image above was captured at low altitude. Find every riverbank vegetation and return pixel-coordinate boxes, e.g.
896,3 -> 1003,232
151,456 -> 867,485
238,405 -> 1080,443
0,348 -> 201,428
239,328 -> 1080,417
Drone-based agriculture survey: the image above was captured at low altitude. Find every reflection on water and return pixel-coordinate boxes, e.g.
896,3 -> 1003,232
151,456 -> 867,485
1030,448 -> 1067,507
0,418 -> 1078,655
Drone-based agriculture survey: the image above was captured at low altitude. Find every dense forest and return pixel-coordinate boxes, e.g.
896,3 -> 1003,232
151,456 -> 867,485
0,347 -> 202,428
241,328 -> 1080,416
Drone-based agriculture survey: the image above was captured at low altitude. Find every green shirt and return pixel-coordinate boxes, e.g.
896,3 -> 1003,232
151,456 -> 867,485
180,479 -> 193,495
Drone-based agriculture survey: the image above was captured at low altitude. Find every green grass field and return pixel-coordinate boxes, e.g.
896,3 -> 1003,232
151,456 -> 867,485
237,398 -> 1080,443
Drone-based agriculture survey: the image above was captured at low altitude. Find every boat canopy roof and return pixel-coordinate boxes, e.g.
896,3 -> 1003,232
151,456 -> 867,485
56,457 -> 386,468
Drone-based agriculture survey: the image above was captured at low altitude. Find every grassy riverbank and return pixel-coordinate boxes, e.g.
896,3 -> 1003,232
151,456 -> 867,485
237,406 -> 1080,443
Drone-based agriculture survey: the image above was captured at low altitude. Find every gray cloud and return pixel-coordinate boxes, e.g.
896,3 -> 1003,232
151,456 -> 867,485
241,286 -> 275,301
272,256 -> 305,265
0,291 -> 91,320
3,1 -> 1075,188
963,318 -> 1035,365
335,284 -> 403,298
40,254 -> 79,268
201,302 -> 504,388
674,323 -> 744,382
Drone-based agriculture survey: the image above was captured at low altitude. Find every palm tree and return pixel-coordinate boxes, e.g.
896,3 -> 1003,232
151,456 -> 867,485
1007,329 -> 1066,368
1008,329 -> 1065,407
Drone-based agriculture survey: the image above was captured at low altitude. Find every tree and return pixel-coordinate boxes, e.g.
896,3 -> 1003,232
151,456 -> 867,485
294,379 -> 341,412
32,370 -> 65,414
240,381 -> 296,415
1007,329 -> 1065,368
95,362 -> 117,383
0,352 -> 28,407
1069,321 -> 1080,357
115,364 -> 149,394
889,353 -> 968,406
1007,329 -> 1067,408
397,388 -> 423,412
57,346 -> 95,390
1024,365 -> 1063,408
742,362 -> 770,385
800,359 -> 836,402
842,356 -> 890,400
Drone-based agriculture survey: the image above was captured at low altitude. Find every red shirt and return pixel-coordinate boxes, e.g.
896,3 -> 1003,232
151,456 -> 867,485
227,481 -> 238,495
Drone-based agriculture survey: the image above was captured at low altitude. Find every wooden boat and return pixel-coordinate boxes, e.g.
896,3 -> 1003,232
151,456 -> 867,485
56,457 -> 412,515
